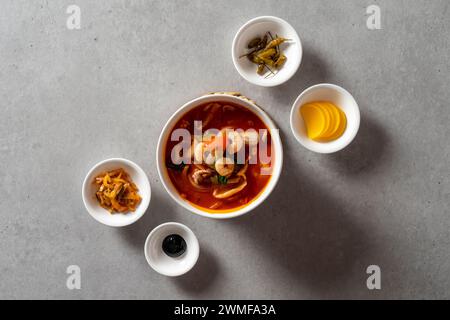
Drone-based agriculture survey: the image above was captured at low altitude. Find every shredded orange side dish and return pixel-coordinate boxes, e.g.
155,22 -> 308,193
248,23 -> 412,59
93,168 -> 141,214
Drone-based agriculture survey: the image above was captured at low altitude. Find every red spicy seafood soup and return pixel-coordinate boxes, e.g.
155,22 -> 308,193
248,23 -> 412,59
164,101 -> 273,212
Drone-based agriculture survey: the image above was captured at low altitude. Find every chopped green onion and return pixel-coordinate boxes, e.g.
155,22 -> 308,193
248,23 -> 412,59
218,175 -> 228,185
167,162 -> 185,171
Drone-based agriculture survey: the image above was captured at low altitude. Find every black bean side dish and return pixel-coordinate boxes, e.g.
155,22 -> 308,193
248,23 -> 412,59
162,234 -> 187,257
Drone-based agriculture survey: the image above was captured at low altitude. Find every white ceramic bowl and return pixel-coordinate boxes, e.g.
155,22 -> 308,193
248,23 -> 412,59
290,84 -> 361,154
82,158 -> 151,227
156,93 -> 283,219
232,16 -> 302,87
144,222 -> 199,277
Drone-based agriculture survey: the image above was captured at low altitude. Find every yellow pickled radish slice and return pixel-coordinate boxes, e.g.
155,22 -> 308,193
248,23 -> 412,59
300,104 -> 327,139
317,102 -> 339,138
322,102 -> 341,138
301,101 -> 347,142
327,107 -> 347,141
310,102 -> 332,138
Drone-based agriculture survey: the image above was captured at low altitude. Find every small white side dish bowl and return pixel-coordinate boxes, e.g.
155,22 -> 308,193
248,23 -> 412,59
290,84 -> 361,154
156,93 -> 283,219
232,16 -> 302,87
82,158 -> 151,227
144,222 -> 200,277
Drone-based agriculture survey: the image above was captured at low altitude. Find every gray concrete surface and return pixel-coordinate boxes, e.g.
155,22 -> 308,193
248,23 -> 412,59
0,0 -> 449,299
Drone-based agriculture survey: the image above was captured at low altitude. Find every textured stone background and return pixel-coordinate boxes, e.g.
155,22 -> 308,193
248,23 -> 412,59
0,0 -> 449,299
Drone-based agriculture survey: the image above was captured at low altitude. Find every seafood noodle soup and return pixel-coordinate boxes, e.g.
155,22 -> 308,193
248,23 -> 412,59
164,101 -> 273,212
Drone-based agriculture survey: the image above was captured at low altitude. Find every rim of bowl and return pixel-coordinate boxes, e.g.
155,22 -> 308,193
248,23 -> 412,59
144,222 -> 200,277
156,94 -> 283,219
81,157 -> 151,227
231,16 -> 303,87
290,83 -> 361,154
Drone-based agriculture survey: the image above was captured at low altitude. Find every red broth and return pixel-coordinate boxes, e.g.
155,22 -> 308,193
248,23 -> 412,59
164,101 -> 273,212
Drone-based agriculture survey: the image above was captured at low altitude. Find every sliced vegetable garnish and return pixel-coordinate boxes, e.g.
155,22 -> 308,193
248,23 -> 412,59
218,175 -> 228,185
167,162 -> 185,171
